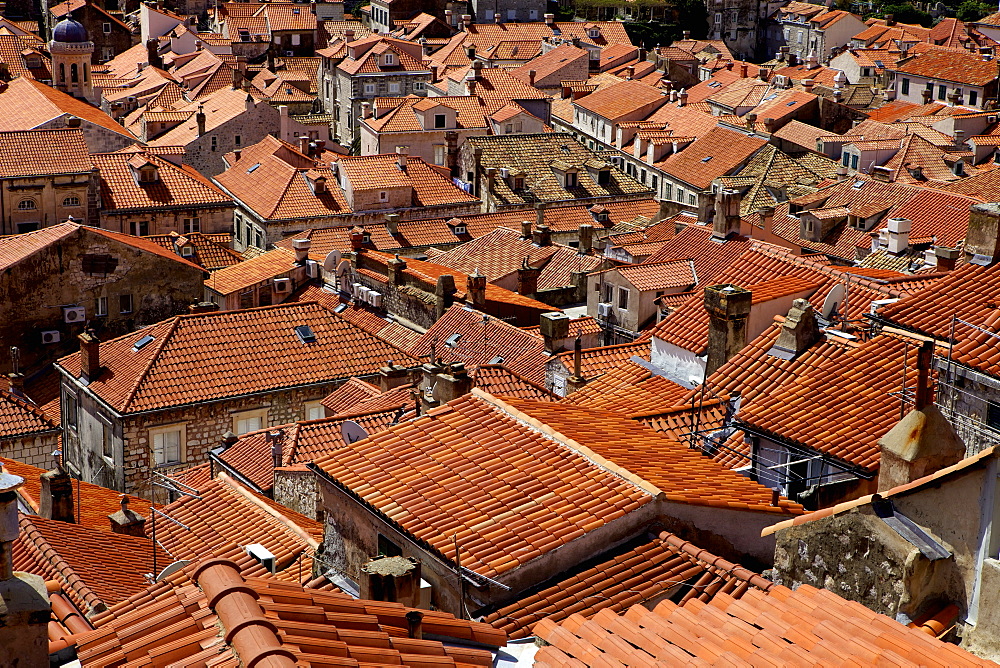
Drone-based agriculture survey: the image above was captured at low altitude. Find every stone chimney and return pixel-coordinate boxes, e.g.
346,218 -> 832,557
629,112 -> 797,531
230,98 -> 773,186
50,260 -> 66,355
704,284 -> 752,376
435,274 -> 456,318
190,301 -> 219,314
108,494 -> 146,537
758,205 -> 775,235
360,555 -> 422,607
803,79 -> 814,93
520,220 -> 532,239
146,37 -> 162,69
935,246 -> 960,270
532,223 -> 552,247
387,254 -> 407,285
535,201 -> 545,229
769,299 -> 820,359
406,611 -> 423,639
539,312 -> 570,354
78,329 -> 100,382
39,466 -> 74,523
350,227 -> 365,252
0,472 -> 50,668
545,12 -> 554,25
528,69 -> 536,86
396,146 -> 408,171
385,213 -> 400,236
6,372 -> 24,398
292,238 -> 311,263
434,363 -> 472,403
517,260 -> 540,296
378,362 -> 411,392
578,223 -> 594,254
565,336 -> 587,395
466,271 -> 486,309
678,89 -> 688,107
713,189 -> 742,240
196,104 -> 206,136
966,203 -> 1000,265
878,343 -> 965,491
886,217 -> 910,255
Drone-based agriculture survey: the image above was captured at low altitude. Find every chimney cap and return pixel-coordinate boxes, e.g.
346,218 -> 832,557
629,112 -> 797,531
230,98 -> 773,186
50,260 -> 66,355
0,472 -> 24,495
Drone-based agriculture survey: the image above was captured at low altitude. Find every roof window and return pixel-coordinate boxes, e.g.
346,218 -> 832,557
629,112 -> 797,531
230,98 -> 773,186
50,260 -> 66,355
247,163 -> 261,173
133,334 -> 155,351
445,333 -> 462,347
701,156 -> 713,162
294,325 -> 316,343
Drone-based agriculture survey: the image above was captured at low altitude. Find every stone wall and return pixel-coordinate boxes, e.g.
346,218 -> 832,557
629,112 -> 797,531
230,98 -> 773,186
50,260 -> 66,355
37,116 -> 136,154
183,101 -> 280,176
274,467 -> 319,519
101,203 -> 233,236
936,363 -> 1000,457
0,432 -> 61,468
0,172 -> 96,235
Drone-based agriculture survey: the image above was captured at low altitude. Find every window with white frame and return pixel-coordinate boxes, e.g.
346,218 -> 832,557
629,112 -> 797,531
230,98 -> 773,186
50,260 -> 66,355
414,81 -> 425,91
291,33 -> 301,45
379,191 -> 388,202
233,408 -> 268,435
304,401 -> 325,421
63,196 -> 80,207
388,82 -> 400,93
64,389 -> 78,430
433,144 -> 446,165
95,296 -> 108,316
151,424 -> 185,466
618,287 -> 629,310
364,83 -> 376,95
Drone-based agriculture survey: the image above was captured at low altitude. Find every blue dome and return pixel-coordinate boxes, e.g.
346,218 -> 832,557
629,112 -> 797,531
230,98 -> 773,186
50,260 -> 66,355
52,17 -> 89,43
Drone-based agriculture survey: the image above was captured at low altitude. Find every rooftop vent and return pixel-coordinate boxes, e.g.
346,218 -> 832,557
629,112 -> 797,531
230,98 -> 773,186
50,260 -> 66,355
294,325 -> 316,343
247,163 -> 261,173
133,334 -> 155,351
445,333 -> 462,347
246,543 -> 276,572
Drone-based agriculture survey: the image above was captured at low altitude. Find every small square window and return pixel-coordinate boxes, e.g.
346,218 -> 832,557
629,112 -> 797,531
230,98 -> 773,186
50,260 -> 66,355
434,113 -> 446,128
379,191 -> 388,202
618,287 -> 629,310
151,425 -> 184,466
103,22 -> 111,33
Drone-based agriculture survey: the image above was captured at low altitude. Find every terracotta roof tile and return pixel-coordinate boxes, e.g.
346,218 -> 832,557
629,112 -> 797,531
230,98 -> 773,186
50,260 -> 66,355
0,389 -> 59,439
319,376 -> 382,413
144,231 -> 243,271
56,302 -> 418,414
574,79 -> 667,121
591,259 -> 697,292
482,530 -> 773,639
534,582 -> 992,665
0,77 -> 136,139
897,47 -> 999,86
561,363 -> 689,414
0,128 -> 91,178
657,127 -> 767,190
312,391 -> 657,579
93,148 -> 231,213
553,341 -> 651,380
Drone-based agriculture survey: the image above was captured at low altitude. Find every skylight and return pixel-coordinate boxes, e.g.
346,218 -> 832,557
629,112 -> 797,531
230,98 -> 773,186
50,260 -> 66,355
132,334 -> 155,351
701,156 -> 713,162
445,333 -> 462,347
294,325 -> 316,343
852,180 -> 865,189
247,163 -> 261,173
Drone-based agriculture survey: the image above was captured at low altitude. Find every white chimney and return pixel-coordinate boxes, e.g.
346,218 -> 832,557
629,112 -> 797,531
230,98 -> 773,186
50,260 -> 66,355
396,146 -> 408,170
887,217 -> 911,255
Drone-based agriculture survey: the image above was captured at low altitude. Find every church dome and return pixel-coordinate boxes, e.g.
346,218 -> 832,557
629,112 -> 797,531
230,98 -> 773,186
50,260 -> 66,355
52,17 -> 89,43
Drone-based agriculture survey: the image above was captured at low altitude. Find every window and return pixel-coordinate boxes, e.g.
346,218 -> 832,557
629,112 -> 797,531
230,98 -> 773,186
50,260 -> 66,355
414,81 -> 425,91
688,193 -> 697,205
384,53 -> 395,65
664,183 -> 672,200
119,294 -> 133,313
618,287 -> 629,310
151,425 -> 184,466
235,135 -> 242,147
565,171 -> 578,188
234,217 -> 242,242
181,245 -> 194,256
130,220 -> 149,236
938,84 -> 946,101
63,196 -> 80,207
851,153 -> 859,170
211,136 -> 218,152
842,152 -> 850,167
970,90 -> 978,106
103,22 -> 111,33
71,63 -> 78,82
505,123 -> 513,134
388,82 -> 400,93
507,8 -> 516,18
233,408 -> 268,435
378,534 -> 403,557
987,401 -> 1000,430
602,283 -> 613,303
433,144 -> 446,166
183,217 -> 201,234
379,191 -> 388,202
82,253 -> 118,274
16,222 -> 38,233
239,290 -> 254,309
364,83 -> 376,95
291,33 -> 301,46
901,78 -> 909,94
17,199 -> 36,210
64,390 -> 78,430
101,420 -> 113,459
95,296 -> 108,316
513,176 -> 525,191
714,12 -> 721,23
434,113 -> 446,128
305,401 -> 325,421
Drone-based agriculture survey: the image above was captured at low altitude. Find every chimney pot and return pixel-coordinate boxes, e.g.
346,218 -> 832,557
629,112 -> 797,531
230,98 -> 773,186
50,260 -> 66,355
39,467 -> 74,524
578,223 -> 594,254
406,610 -> 424,639
109,494 -> 147,537
520,220 -> 532,239
532,223 -> 552,247
704,284 -> 752,375
196,105 -> 206,136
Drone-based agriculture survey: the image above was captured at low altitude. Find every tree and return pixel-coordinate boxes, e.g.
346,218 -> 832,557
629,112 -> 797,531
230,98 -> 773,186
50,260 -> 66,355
957,0 -> 994,22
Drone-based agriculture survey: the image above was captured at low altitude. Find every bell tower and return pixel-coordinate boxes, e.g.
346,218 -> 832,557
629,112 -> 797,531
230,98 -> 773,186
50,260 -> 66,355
49,16 -> 96,103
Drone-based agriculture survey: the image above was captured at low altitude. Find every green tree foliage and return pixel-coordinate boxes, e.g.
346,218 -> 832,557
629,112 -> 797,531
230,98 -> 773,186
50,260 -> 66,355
620,0 -> 708,46
957,0 -> 994,21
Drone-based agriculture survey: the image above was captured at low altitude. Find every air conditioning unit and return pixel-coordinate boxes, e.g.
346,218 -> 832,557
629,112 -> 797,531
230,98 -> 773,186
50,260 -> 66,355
352,282 -> 362,297
63,306 -> 86,324
597,302 -> 612,318
360,287 -> 373,303
370,292 -> 382,308
41,330 -> 61,344
273,277 -> 292,293
305,260 -> 319,278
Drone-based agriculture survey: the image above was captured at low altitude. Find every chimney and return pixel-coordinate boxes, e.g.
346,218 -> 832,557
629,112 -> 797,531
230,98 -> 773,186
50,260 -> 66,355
190,302 -> 219,314
966,203 -> 1000,265
146,37 -> 162,69
520,220 -> 532,239
0,472 -> 50,668
535,201 -> 545,228
803,79 -> 814,93
626,65 -> 635,80
544,12 -> 554,25
806,52 -> 819,70
836,166 -> 848,181
578,223 -> 594,254
877,343 -> 965,492
704,284 -> 752,375
885,13 -> 895,25
385,213 -> 400,236
350,226 -> 365,252
108,495 -> 146,537
406,611 -> 423,639
528,69 -> 536,86
758,205 -> 775,235
954,129 -> 966,147
517,259 -> 540,296
565,336 -> 587,395
39,467 -> 74,524
494,12 -> 501,22
196,104 -> 206,136
396,146 -> 408,170
770,299 -> 820,358
378,362 -> 411,391
362,102 -> 373,119
532,223 -> 552,247
539,312 -> 570,354
299,135 -> 310,155
345,29 -> 355,41
434,362 -> 472,403
292,238 -> 311,263
740,63 -> 748,78
360,555 -> 422,607
462,14 -> 471,28
233,149 -> 242,162
922,88 -> 932,104
267,429 -> 283,469
886,217 -> 910,255
677,88 -> 688,107
682,30 -> 690,39
713,189 -> 742,240
387,254 -> 407,285
935,246 -> 960,270
466,271 -> 486,309
444,9 -> 452,24
435,274 -> 456,318
6,372 -> 24,398
78,329 -> 100,382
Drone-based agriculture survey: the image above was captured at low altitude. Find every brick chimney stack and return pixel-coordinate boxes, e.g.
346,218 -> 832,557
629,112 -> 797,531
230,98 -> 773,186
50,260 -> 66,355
532,223 -> 552,247
378,362 -> 411,392
39,466 -> 74,523
565,336 -> 588,395
0,471 -> 50,668
520,220 -> 532,239
517,259 -> 540,296
704,284 -> 752,375
78,329 -> 100,382
108,494 -> 147,537
196,104 -> 206,136
434,362 -> 472,403
713,189 -> 742,240
578,223 -> 594,254
466,271 -> 486,309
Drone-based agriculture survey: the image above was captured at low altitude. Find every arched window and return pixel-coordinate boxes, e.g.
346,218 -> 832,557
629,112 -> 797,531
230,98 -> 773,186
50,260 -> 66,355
71,63 -> 78,83
63,196 -> 80,207
59,63 -> 65,82
83,64 -> 89,82
17,199 -> 36,210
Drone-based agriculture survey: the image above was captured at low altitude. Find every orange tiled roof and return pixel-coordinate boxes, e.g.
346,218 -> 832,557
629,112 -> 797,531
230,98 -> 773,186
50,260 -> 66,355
0,128 -> 91,178
737,331 -> 929,471
78,557 -> 504,666
534,582 -> 992,665
591,259 -> 697,292
0,389 -> 59,438
56,302 -> 418,414
472,363 -> 557,400
574,78 -> 666,121
657,126 -> 767,190
93,148 -> 231,212
0,77 -> 136,140
482,530 -> 774,640
561,364 -> 689,415
897,46 -> 999,86
319,376 -> 381,413
643,224 -> 755,284
552,340 -> 651,379
206,246 -> 298,295
144,231 -> 243,271
341,153 -> 479,206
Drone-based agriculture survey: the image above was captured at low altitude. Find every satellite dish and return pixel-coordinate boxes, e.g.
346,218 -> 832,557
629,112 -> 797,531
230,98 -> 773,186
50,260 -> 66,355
341,420 -> 369,445
323,250 -> 342,272
155,560 -> 192,582
336,259 -> 351,276
821,283 -> 846,319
